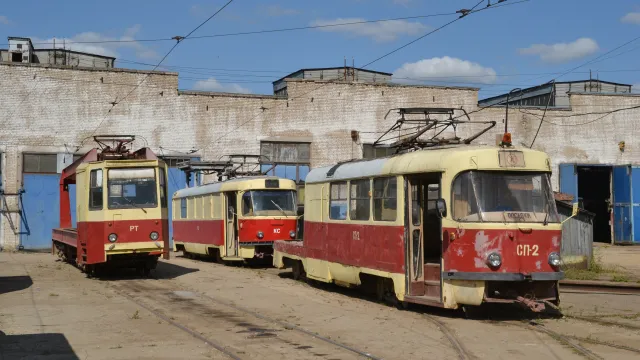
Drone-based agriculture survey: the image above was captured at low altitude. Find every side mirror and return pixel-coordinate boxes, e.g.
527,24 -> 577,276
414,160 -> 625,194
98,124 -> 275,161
436,199 -> 447,218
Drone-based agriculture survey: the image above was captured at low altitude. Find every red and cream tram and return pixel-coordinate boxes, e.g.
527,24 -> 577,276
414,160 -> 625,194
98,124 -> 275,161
274,142 -> 563,312
173,176 -> 298,263
52,136 -> 169,276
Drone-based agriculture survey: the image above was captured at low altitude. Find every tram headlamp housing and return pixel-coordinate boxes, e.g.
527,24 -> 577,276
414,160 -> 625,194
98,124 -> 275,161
487,252 -> 502,268
108,233 -> 118,243
548,252 -> 561,267
289,230 -> 296,239
257,231 -> 264,239
150,231 -> 159,241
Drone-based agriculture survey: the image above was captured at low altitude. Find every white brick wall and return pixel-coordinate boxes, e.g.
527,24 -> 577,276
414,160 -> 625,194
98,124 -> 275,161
1,61 -> 639,249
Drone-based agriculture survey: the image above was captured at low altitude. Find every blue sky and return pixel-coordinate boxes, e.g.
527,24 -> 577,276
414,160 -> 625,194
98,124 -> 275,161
1,0 -> 639,97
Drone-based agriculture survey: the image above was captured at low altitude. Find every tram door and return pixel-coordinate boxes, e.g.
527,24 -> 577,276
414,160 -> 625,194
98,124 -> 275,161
224,192 -> 238,257
407,177 -> 425,296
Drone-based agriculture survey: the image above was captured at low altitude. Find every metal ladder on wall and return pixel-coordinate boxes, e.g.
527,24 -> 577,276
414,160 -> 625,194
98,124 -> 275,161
0,189 -> 31,247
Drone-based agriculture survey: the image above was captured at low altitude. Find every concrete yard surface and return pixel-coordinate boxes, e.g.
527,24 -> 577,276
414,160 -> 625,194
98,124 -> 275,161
2,252 -> 640,359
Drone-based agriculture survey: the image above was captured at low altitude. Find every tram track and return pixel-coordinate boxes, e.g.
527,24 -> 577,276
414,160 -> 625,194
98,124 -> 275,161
421,314 -> 472,360
492,320 -> 602,360
106,277 -> 381,360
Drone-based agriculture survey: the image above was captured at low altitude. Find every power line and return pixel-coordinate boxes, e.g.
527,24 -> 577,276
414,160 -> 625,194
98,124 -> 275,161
80,0 -> 235,146
0,13 -> 458,48
203,0 -> 529,148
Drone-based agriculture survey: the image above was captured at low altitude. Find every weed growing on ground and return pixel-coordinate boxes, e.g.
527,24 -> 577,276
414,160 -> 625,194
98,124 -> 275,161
49,293 -> 59,297
131,310 -> 140,320
563,251 -> 633,282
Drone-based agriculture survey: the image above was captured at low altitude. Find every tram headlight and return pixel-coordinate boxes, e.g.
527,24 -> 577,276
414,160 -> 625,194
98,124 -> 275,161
548,252 -> 561,267
257,231 -> 264,239
108,233 -> 118,243
289,230 -> 296,239
150,231 -> 159,241
487,252 -> 502,268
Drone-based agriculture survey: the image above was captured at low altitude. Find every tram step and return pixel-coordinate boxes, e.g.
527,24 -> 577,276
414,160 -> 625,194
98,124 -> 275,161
424,280 -> 441,298
404,295 -> 443,307
424,263 -> 440,281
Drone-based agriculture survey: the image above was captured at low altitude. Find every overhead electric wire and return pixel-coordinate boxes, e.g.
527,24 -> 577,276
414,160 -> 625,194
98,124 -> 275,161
203,0 -> 529,148
80,0 -> 234,147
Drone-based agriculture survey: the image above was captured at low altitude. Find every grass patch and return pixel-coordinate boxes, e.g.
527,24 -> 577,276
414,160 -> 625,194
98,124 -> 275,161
130,310 -> 140,320
563,252 -> 633,282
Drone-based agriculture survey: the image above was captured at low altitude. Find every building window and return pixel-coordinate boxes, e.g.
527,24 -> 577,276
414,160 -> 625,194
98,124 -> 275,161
350,179 -> 370,221
373,177 -> 397,221
89,169 -> 103,210
260,141 -> 310,205
23,154 -> 58,173
330,182 -> 348,220
17,44 -> 22,49
363,144 -> 396,160
180,198 -> 187,219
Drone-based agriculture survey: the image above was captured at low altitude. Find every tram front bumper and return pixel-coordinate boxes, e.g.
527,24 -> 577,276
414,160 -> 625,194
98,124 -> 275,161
104,241 -> 164,256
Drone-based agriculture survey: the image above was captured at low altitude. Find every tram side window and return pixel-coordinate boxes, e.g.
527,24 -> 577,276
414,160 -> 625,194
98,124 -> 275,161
330,182 -> 348,220
180,198 -> 187,219
373,177 -> 397,221
89,169 -> 103,210
350,179 -> 370,221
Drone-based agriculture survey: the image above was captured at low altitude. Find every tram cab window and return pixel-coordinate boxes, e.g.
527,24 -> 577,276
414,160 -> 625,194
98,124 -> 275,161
242,190 -> 296,216
242,192 -> 253,215
350,179 -> 370,221
330,182 -> 348,220
89,169 -> 103,210
373,177 -> 397,221
452,171 -> 559,223
159,169 -> 167,208
107,168 -> 158,209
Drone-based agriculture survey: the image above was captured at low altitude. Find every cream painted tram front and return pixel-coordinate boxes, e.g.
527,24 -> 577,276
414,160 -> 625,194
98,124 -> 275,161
274,145 -> 563,311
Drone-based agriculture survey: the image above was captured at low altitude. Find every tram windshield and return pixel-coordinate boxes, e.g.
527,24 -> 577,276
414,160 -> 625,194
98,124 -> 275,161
452,171 -> 559,223
108,168 -> 158,209
242,190 -> 296,216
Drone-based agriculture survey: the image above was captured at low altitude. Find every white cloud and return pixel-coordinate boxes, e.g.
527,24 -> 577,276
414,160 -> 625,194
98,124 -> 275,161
192,77 -> 252,94
263,5 -> 300,16
0,15 -> 9,25
311,17 -> 427,42
32,25 -> 158,60
392,56 -> 497,84
621,12 -> 640,24
518,38 -> 599,63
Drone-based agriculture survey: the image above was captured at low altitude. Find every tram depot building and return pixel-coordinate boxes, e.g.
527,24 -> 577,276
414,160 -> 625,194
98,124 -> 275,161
1,39 -> 640,252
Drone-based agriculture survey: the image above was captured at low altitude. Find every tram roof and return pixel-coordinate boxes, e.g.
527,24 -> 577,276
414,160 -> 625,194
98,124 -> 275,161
305,145 -> 551,184
173,176 -> 296,198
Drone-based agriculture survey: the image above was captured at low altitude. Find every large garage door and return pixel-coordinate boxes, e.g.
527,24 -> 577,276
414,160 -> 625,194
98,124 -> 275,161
20,154 -> 77,250
161,157 -> 200,246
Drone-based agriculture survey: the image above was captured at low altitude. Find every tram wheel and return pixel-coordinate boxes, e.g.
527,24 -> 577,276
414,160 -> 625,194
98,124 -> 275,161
292,261 -> 306,281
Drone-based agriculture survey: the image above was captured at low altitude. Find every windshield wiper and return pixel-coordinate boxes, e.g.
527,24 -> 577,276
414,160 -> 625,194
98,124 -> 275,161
271,200 -> 288,217
123,197 -> 147,213
542,203 -> 549,226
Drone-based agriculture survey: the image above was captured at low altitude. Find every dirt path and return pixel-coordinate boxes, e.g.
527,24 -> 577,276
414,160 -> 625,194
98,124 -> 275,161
3,252 -> 640,359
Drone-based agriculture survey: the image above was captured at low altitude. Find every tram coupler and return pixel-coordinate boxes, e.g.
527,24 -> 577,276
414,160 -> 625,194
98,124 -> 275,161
516,296 -> 546,312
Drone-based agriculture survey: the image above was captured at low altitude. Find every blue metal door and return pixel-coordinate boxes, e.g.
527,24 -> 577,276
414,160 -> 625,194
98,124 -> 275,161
613,166 -> 632,243
20,174 -> 76,250
165,157 -> 199,246
559,164 -> 578,200
631,167 -> 640,243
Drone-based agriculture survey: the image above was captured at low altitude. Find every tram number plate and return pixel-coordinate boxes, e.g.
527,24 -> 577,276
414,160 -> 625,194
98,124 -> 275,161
352,231 -> 360,241
517,244 -> 539,256
274,228 -> 281,234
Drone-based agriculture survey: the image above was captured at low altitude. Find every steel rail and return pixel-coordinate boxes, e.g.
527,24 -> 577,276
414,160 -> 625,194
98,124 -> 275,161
560,280 -> 640,296
110,286 -> 242,360
196,288 -> 383,360
519,321 -> 602,360
422,315 -> 471,360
